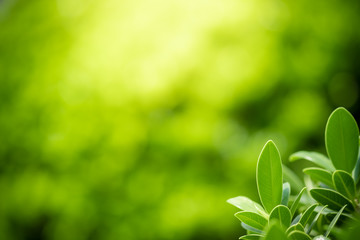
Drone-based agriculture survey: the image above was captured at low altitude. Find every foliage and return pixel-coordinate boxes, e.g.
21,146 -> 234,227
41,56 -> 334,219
228,107 -> 360,239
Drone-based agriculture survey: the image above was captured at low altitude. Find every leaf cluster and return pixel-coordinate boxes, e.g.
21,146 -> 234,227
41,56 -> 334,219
228,107 -> 360,240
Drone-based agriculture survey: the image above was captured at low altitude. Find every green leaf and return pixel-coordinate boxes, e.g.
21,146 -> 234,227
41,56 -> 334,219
281,183 -> 291,206
288,230 -> 311,240
289,151 -> 335,171
313,236 -> 330,240
262,221 -> 289,240
309,188 -> 354,212
227,196 -> 267,217
256,140 -> 283,213
235,211 -> 268,231
239,234 -> 263,240
325,107 -> 359,173
306,205 -> 327,234
290,187 -> 306,217
332,170 -> 356,200
269,205 -> 291,229
353,137 -> 360,184
353,154 -> 360,184
283,165 -> 304,193
241,223 -> 263,234
286,223 -> 304,234
303,168 -> 334,188
324,205 -> 347,238
299,203 -> 318,227
291,214 -> 301,225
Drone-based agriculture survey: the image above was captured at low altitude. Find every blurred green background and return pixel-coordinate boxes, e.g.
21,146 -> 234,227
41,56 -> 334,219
0,0 -> 360,239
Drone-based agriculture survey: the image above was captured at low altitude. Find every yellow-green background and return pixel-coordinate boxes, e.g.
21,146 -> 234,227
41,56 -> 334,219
0,0 -> 359,239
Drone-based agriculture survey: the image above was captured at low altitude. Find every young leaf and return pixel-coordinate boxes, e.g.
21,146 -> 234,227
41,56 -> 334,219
235,211 -> 268,230
325,107 -> 359,173
239,234 -> 263,240
332,170 -> 356,200
324,205 -> 347,238
303,168 -> 334,188
353,154 -> 360,184
299,203 -> 318,227
263,221 -> 289,240
269,205 -> 291,229
288,230 -> 311,240
290,187 -> 306,217
283,165 -> 304,193
227,196 -> 267,217
256,140 -> 283,213
306,205 -> 327,234
282,183 -> 291,206
291,214 -> 301,225
286,223 -> 304,234
309,188 -> 354,211
313,236 -> 330,240
289,151 -> 335,171
241,223 -> 263,234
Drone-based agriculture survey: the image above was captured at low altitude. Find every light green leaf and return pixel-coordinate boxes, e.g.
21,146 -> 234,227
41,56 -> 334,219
325,107 -> 359,173
332,170 -> 356,200
309,188 -> 354,211
283,165 -> 304,193
286,223 -> 304,234
262,221 -> 289,240
257,140 -> 283,213
239,234 -> 263,240
289,151 -> 335,171
227,196 -> 267,217
288,230 -> 311,240
299,203 -> 318,227
269,205 -> 291,229
236,211 -> 268,231
324,205 -> 347,238
303,168 -> 334,188
281,183 -> 291,206
290,187 -> 306,217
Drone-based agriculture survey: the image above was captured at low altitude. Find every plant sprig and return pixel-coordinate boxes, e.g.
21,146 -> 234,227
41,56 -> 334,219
228,107 -> 360,239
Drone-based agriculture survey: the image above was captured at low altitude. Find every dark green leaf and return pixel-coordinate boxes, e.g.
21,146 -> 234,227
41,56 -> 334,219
299,203 -> 318,227
290,151 -> 335,171
324,205 -> 347,237
281,183 -> 291,206
332,170 -> 356,200
227,196 -> 267,217
325,107 -> 359,173
288,230 -> 311,240
309,188 -> 354,211
303,168 -> 333,188
257,140 -> 283,213
290,187 -> 306,217
236,211 -> 268,230
269,205 -> 291,229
